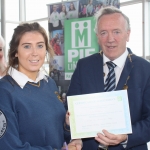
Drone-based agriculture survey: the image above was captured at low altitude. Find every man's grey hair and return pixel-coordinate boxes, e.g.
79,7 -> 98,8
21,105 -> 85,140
94,6 -> 131,33
0,35 -> 5,47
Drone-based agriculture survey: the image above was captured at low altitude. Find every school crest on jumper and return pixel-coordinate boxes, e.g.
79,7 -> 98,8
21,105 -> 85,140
0,110 -> 7,138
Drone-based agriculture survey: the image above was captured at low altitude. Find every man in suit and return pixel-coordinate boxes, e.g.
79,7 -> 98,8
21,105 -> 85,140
67,6 -> 150,150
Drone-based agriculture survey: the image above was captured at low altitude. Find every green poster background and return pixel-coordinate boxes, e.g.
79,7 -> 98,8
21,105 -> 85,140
64,17 -> 99,80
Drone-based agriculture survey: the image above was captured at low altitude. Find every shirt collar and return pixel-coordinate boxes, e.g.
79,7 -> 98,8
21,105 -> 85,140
103,48 -> 128,68
8,67 -> 48,89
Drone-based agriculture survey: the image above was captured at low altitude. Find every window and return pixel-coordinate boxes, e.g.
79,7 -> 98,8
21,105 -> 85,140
5,23 -> 18,61
37,20 -> 49,36
120,0 -> 137,2
6,0 -> 19,21
26,0 -> 61,21
121,3 -> 142,56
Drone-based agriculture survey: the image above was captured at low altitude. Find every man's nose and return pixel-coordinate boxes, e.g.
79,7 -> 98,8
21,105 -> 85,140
107,33 -> 115,42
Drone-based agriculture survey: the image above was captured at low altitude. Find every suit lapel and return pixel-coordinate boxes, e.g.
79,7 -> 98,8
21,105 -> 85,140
116,49 -> 134,90
93,52 -> 105,92
93,48 -> 134,92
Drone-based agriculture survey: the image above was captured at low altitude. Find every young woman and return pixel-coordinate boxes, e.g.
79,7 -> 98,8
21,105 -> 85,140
0,22 -> 81,150
60,5 -> 67,27
67,2 -> 78,19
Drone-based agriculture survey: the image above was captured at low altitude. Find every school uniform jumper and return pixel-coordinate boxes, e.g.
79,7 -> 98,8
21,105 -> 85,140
0,75 -> 70,150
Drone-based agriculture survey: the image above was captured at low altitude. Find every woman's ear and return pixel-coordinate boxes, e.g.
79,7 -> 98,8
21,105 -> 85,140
15,53 -> 18,57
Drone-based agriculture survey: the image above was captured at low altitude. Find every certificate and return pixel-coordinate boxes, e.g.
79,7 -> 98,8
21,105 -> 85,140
67,90 -> 132,139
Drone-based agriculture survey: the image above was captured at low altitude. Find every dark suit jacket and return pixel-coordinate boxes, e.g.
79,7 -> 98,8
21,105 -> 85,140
67,48 -> 150,150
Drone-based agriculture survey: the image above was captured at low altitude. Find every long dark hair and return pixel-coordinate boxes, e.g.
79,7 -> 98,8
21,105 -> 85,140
62,5 -> 67,15
69,2 -> 76,11
7,22 -> 54,73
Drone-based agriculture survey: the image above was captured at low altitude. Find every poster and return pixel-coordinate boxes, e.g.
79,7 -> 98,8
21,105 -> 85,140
79,0 -> 120,19
47,1 -> 79,103
47,0 -> 120,101
64,17 -> 99,80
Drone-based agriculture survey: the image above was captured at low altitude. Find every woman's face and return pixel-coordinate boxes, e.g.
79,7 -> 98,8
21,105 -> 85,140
62,5 -> 66,12
15,31 -> 46,78
70,3 -> 74,10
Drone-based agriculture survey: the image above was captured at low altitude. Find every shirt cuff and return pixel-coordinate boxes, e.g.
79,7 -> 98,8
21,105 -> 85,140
121,135 -> 128,148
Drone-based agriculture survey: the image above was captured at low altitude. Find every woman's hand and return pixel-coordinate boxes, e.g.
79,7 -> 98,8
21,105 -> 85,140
61,140 -> 82,150
65,111 -> 70,126
69,139 -> 82,150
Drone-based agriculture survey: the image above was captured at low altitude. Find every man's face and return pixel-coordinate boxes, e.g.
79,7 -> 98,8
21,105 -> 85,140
53,5 -> 57,12
97,13 -> 130,60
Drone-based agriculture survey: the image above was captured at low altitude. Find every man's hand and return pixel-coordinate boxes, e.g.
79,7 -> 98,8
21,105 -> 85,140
95,130 -> 127,146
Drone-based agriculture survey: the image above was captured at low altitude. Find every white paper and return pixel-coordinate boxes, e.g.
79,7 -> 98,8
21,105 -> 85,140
67,90 -> 132,139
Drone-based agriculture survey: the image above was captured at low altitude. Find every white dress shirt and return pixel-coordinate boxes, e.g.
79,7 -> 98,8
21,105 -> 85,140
103,49 -> 128,87
8,67 -> 47,89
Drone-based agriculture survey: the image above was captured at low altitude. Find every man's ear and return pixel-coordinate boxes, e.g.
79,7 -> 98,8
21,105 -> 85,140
96,33 -> 100,44
96,33 -> 98,38
126,30 -> 131,42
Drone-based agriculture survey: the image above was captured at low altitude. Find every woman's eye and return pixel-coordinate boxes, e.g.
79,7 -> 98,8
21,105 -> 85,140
37,45 -> 43,48
0,48 -> 2,51
24,45 -> 30,49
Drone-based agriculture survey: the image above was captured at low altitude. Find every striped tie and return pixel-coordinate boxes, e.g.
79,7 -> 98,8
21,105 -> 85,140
104,61 -> 117,92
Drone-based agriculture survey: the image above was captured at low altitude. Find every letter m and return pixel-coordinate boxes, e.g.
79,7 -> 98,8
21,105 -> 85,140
71,20 -> 91,48
75,29 -> 88,47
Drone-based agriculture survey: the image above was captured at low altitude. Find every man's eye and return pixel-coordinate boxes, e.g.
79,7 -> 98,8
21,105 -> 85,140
114,31 -> 120,34
101,32 -> 106,35
100,32 -> 107,36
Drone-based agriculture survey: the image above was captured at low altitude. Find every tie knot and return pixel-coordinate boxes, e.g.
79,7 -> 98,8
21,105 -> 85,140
106,61 -> 116,69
